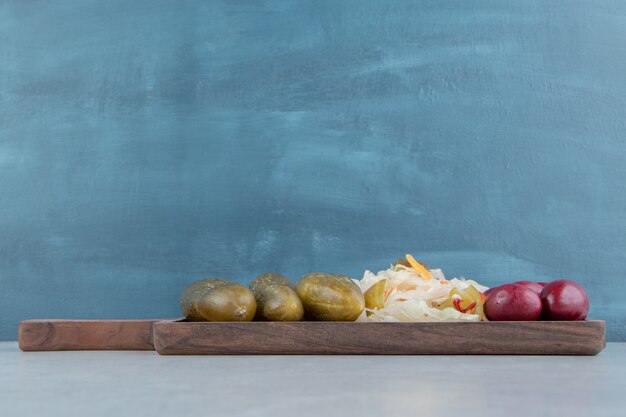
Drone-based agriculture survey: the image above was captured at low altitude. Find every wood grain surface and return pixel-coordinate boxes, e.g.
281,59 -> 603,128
153,320 -> 606,355
18,320 -> 159,351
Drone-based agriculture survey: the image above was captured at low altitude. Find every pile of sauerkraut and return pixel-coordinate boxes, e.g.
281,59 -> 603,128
356,256 -> 489,322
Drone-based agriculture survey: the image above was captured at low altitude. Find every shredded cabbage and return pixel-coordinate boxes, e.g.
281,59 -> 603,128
356,264 -> 489,322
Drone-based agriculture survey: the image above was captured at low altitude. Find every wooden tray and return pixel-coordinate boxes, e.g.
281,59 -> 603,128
18,319 -> 159,351
19,319 -> 605,355
153,320 -> 606,355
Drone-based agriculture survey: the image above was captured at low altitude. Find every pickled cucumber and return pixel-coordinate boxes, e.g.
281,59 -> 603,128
296,273 -> 365,321
180,278 -> 256,322
251,284 -> 304,321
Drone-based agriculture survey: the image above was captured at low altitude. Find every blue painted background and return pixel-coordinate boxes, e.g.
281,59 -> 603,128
1,1 -> 625,341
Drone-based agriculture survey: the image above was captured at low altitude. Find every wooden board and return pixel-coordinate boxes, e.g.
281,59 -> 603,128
153,320 -> 606,355
18,320 -> 160,351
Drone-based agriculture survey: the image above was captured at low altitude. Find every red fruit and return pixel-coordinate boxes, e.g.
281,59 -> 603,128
513,281 -> 545,296
540,280 -> 589,320
484,284 -> 543,321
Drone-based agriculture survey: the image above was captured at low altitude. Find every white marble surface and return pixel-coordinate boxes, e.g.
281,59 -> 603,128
1,342 -> 624,417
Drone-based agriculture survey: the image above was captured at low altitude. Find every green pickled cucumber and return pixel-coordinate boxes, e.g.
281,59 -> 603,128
251,284 -> 304,321
296,273 -> 365,321
180,278 -> 256,322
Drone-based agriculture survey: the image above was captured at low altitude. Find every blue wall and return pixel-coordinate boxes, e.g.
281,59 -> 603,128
1,1 -> 625,341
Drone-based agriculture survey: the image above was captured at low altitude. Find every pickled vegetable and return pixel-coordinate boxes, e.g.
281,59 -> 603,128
463,285 -> 485,319
251,284 -> 304,321
405,254 -> 432,280
540,280 -> 588,320
180,278 -> 257,322
437,285 -> 484,319
364,279 -> 387,315
296,273 -> 365,321
484,284 -> 542,321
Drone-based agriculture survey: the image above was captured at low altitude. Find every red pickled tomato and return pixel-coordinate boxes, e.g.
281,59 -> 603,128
540,280 -> 589,321
484,284 -> 543,321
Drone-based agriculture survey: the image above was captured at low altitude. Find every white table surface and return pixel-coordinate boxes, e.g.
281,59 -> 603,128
1,341 -> 625,417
